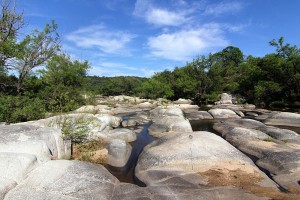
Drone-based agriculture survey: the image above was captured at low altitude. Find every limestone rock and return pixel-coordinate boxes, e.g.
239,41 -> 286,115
107,139 -> 132,167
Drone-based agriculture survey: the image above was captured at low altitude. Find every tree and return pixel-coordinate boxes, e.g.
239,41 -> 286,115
0,0 -> 23,75
41,54 -> 90,112
269,36 -> 300,58
13,20 -> 60,93
137,77 -> 174,99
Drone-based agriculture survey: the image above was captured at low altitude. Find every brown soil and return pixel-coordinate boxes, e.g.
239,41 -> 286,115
198,169 -> 300,200
72,141 -> 108,164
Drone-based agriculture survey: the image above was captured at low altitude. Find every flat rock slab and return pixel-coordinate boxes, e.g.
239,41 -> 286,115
4,160 -> 120,200
208,108 -> 240,119
135,131 -> 287,199
213,119 -> 300,193
104,128 -> 137,142
264,112 -> 300,127
185,111 -> 213,120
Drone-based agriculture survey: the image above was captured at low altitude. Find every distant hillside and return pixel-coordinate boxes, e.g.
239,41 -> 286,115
85,76 -> 148,96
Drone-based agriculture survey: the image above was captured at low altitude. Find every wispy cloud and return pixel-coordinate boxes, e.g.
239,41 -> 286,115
147,23 -> 229,61
133,0 -> 189,26
65,24 -> 136,55
204,1 -> 244,16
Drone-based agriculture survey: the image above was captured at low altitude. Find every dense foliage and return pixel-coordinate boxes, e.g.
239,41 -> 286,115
84,76 -> 147,96
138,41 -> 300,108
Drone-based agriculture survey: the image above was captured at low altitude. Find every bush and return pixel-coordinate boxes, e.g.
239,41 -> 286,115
48,115 -> 93,143
0,95 -> 46,123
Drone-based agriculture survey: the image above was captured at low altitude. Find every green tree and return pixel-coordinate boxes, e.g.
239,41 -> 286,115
0,0 -> 23,71
41,54 -> 90,112
137,77 -> 173,99
269,36 -> 300,58
13,21 -> 60,93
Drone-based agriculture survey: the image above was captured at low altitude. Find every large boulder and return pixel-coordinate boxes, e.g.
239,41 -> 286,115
0,124 -> 66,160
95,114 -> 121,129
135,131 -> 281,199
4,160 -> 120,200
0,153 -> 38,198
185,111 -> 213,120
148,116 -> 193,137
106,139 -> 132,167
264,112 -> 300,127
220,93 -> 233,104
208,108 -> 240,119
173,98 -> 192,104
213,119 -> 300,193
105,128 -> 137,142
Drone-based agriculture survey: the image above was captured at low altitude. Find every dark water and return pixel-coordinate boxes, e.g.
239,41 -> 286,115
104,122 -> 154,186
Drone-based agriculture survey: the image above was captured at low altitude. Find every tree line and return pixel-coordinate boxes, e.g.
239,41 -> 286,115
138,39 -> 300,108
1,0 -> 300,123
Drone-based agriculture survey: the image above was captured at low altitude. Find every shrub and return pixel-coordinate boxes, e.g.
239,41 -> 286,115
48,115 -> 93,143
0,95 -> 46,123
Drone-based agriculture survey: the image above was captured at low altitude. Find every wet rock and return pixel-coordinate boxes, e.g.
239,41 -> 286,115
208,108 -> 240,119
4,160 -> 119,200
107,139 -> 132,167
264,112 -> 300,127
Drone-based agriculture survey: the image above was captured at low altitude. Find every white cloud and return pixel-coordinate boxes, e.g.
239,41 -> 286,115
204,1 -> 244,16
147,24 -> 229,61
133,0 -> 188,26
65,25 -> 136,55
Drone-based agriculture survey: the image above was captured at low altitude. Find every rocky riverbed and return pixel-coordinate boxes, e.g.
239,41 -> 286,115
1,95 -> 300,199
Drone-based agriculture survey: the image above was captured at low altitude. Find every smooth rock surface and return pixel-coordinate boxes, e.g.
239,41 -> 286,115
148,116 -> 192,137
106,128 -> 137,142
4,160 -> 120,200
107,139 -> 132,167
208,108 -> 240,119
264,112 -> 300,127
185,111 -> 213,120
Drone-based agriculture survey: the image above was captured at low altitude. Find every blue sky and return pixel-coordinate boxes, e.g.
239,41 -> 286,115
17,0 -> 300,77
